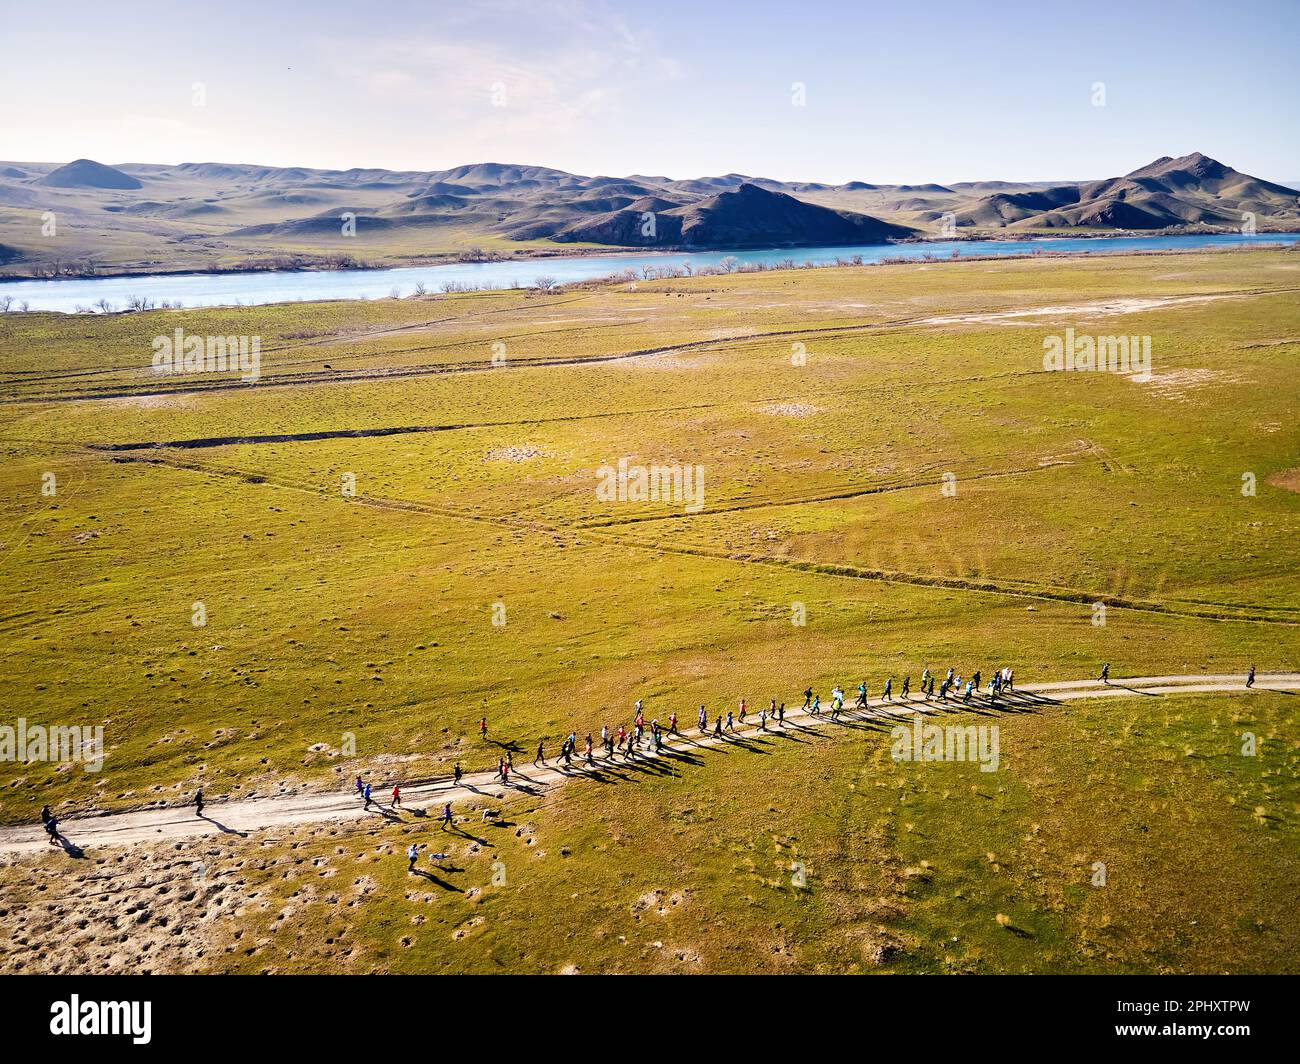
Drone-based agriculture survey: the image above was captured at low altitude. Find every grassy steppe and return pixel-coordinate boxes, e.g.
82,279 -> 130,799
0,249 -> 1296,972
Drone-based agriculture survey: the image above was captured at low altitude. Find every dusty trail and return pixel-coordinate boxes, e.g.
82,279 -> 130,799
2,673 -> 1292,858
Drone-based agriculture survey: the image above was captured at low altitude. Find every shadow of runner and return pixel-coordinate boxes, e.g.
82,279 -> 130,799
198,812 -> 249,838
412,868 -> 461,892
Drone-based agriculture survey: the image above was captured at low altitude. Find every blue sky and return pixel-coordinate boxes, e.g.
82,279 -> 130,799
4,0 -> 1298,184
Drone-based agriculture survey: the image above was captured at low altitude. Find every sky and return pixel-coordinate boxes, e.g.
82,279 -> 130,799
3,0 -> 1298,185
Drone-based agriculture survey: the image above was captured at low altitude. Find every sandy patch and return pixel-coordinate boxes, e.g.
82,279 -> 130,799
760,402 -> 822,418
485,445 -> 544,462
624,351 -> 708,370
1135,367 -> 1247,400
914,294 -> 1232,327
1266,468 -> 1300,493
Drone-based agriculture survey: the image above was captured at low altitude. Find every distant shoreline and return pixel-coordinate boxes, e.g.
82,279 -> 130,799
4,227 -> 1300,287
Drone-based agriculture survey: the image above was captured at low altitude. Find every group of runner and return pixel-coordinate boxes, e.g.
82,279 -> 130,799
44,661 -> 1262,855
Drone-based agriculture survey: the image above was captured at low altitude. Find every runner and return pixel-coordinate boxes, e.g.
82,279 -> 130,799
883,678 -> 892,702
441,802 -> 454,830
354,775 -> 364,797
363,782 -> 373,809
778,702 -> 785,726
803,686 -> 814,710
407,843 -> 420,872
725,710 -> 735,732
1101,662 -> 1110,683
811,693 -> 821,716
669,712 -> 678,736
1247,665 -> 1256,689
391,785 -> 401,808
714,714 -> 723,737
195,788 -> 205,817
856,681 -> 868,709
536,738 -> 545,765
760,707 -> 768,731
453,762 -> 463,786
962,680 -> 973,703
901,676 -> 910,699
698,705 -> 708,733
479,716 -> 488,740
45,814 -> 59,846
738,698 -> 747,724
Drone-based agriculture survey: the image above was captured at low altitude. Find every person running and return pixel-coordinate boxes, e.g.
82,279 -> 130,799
972,670 -> 981,692
195,788 -> 205,817
605,732 -> 615,758
501,760 -> 510,785
738,698 -> 747,724
962,680 -> 973,704
830,687 -> 843,719
883,678 -> 893,702
363,782 -> 373,809
921,667 -> 931,691
760,707 -> 768,731
901,676 -> 910,699
441,802 -> 454,830
777,702 -> 785,726
585,735 -> 594,766
453,762 -> 463,786
856,681 -> 868,709
714,714 -> 723,738
725,710 -> 735,732
811,693 -> 821,716
40,805 -> 52,827
407,843 -> 420,872
354,775 -> 364,797
1100,662 -> 1110,683
669,712 -> 678,736
536,738 -> 545,765
803,686 -> 814,710
1005,667 -> 1014,692
1246,665 -> 1256,689
479,716 -> 488,740
45,814 -> 59,845
391,785 -> 401,808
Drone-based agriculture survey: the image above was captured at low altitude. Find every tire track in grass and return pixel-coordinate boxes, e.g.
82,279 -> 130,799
97,447 -> 1300,625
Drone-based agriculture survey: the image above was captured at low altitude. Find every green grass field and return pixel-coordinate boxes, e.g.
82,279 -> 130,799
0,248 -> 1296,973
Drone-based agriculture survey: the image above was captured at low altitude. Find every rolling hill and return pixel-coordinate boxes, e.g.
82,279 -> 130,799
0,152 -> 1295,276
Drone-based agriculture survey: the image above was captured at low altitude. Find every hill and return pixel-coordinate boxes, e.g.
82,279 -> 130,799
36,158 -> 143,190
